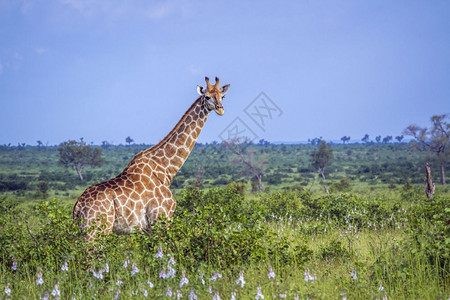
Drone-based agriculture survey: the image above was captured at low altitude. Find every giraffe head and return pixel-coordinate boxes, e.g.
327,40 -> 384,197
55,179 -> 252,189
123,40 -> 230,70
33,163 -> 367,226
197,76 -> 230,115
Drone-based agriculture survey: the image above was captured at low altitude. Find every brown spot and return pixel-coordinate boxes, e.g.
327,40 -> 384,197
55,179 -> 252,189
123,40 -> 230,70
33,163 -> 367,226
151,174 -> 162,186
186,136 -> 193,147
171,156 -> 183,167
143,165 -> 152,175
125,180 -> 134,190
159,156 -> 169,167
185,115 -> 192,123
154,187 -> 162,199
135,201 -> 143,212
148,198 -> 158,209
130,192 -> 140,200
142,190 -> 154,200
165,145 -> 176,158
135,181 -> 145,194
167,166 -> 178,174
161,186 -> 171,198
177,148 -> 188,157
149,160 -> 157,170
169,134 -> 177,144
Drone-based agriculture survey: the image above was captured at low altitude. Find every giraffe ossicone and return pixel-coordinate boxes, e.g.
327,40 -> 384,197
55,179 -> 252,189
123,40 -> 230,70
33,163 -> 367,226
73,77 -> 230,238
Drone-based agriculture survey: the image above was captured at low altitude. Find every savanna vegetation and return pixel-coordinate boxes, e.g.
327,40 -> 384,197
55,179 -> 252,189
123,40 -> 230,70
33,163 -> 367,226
0,132 -> 449,299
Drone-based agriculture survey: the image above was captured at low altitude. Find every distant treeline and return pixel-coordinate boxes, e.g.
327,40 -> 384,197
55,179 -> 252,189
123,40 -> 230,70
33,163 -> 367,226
0,141 -> 446,194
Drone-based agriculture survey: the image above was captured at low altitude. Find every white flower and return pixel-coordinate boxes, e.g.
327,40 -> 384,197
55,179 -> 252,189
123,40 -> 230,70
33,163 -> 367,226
123,259 -> 130,268
212,291 -> 221,300
131,263 -> 139,276
41,291 -> 49,300
278,293 -> 287,298
231,291 -> 237,300
36,271 -> 44,285
159,269 -> 167,279
116,279 -> 123,286
4,283 -> 11,296
378,282 -> 384,291
188,288 -> 198,300
235,271 -> 245,288
179,271 -> 189,288
255,285 -> 264,299
166,287 -> 173,297
382,293 -> 388,300
61,261 -> 69,272
351,270 -> 357,280
104,261 -> 110,273
199,272 -> 205,285
167,265 -> 176,278
168,256 -> 176,265
207,286 -> 213,294
304,269 -> 317,281
267,266 -> 275,279
142,288 -> 148,297
51,284 -> 60,297
176,290 -> 183,299
114,289 -> 121,299
210,272 -> 222,281
11,261 -> 17,271
92,268 -> 104,280
147,281 -> 154,288
155,247 -> 164,259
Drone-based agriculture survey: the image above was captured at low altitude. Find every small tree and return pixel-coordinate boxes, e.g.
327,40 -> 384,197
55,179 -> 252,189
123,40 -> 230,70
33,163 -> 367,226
404,114 -> 450,185
375,135 -> 382,143
311,140 -> 333,193
223,137 -> 268,192
341,136 -> 351,144
361,134 -> 370,143
395,135 -> 404,143
58,139 -> 105,181
382,136 -> 393,144
125,136 -> 134,145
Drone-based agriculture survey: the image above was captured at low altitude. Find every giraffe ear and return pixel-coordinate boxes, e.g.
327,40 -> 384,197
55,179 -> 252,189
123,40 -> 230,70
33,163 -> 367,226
197,85 -> 205,95
221,84 -> 230,95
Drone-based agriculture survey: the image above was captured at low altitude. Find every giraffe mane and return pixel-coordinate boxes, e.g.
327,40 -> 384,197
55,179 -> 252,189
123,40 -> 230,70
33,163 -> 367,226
133,96 -> 203,160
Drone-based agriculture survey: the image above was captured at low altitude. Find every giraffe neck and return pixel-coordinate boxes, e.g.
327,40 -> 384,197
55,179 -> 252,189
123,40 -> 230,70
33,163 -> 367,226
128,96 -> 210,183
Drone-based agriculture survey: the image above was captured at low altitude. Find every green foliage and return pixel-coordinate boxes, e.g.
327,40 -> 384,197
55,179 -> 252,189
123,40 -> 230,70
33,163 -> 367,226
311,140 -> 333,172
330,177 -> 352,193
58,139 -> 105,181
407,195 -> 449,273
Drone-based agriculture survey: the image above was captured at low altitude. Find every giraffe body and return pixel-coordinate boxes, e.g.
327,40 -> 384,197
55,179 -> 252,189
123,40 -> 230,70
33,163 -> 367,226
73,77 -> 229,237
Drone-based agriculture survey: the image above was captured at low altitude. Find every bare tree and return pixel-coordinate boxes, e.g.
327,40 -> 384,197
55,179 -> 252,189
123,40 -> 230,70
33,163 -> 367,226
404,114 -> 450,185
223,137 -> 268,192
311,140 -> 334,194
425,163 -> 435,200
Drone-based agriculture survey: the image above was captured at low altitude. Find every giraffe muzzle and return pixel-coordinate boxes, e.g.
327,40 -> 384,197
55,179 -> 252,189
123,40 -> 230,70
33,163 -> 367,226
214,105 -> 224,115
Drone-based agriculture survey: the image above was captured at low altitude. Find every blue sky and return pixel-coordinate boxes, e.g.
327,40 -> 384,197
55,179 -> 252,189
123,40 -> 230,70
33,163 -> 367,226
1,0 -> 449,145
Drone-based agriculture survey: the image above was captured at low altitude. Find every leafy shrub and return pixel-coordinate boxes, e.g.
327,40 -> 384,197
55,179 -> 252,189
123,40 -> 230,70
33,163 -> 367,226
407,195 -> 449,276
318,238 -> 352,262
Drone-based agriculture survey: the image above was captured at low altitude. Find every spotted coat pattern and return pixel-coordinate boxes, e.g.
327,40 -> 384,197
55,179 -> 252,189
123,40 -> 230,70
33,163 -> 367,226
73,77 -> 229,238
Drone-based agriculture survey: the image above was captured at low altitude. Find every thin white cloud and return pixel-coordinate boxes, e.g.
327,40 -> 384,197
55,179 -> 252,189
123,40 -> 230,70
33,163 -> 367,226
57,0 -> 194,21
35,46 -> 48,55
187,64 -> 204,76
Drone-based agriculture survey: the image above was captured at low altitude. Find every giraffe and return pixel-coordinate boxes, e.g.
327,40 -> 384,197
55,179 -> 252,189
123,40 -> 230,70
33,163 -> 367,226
73,77 -> 230,238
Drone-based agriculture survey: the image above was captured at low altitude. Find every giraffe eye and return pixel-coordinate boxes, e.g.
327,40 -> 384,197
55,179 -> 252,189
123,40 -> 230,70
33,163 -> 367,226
205,96 -> 211,100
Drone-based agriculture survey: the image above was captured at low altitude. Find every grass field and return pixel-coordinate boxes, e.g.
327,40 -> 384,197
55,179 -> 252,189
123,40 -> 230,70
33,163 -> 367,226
0,143 -> 448,299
